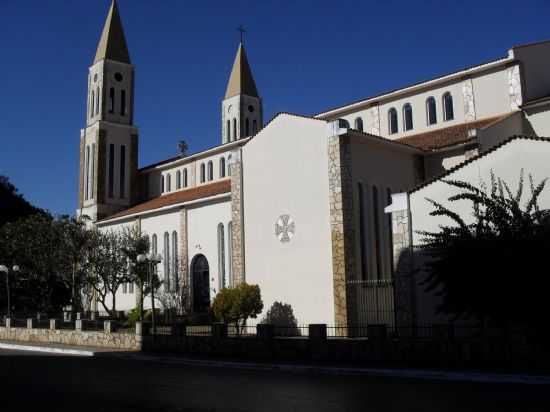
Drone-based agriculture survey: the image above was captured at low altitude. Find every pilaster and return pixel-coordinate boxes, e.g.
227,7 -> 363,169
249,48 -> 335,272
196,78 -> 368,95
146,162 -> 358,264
179,208 -> 189,302
229,151 -> 245,284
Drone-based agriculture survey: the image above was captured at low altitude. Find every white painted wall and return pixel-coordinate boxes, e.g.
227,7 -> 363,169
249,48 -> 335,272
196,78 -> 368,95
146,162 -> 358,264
525,104 -> 550,137
513,41 -> 550,102
242,114 -> 335,326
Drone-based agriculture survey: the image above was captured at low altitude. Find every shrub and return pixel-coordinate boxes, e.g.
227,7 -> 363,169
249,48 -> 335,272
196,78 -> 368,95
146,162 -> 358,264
212,283 -> 263,334
261,301 -> 301,336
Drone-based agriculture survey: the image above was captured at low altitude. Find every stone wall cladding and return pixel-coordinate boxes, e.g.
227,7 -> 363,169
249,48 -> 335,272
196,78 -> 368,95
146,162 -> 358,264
180,207 -> 190,306
462,78 -> 476,122
391,209 -> 416,329
230,159 -> 245,284
327,134 -> 355,328
508,65 -> 523,110
368,105 -> 380,135
0,326 -> 141,351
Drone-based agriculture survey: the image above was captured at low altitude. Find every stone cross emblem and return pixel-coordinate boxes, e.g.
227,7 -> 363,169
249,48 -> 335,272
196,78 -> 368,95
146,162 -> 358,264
275,214 -> 295,243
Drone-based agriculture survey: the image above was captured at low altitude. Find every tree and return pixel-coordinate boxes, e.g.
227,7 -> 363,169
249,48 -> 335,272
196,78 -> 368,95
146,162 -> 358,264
85,230 -> 130,317
261,301 -> 300,336
419,170 -> 550,328
0,175 -> 44,227
177,140 -> 188,157
212,283 -> 263,334
155,256 -> 191,322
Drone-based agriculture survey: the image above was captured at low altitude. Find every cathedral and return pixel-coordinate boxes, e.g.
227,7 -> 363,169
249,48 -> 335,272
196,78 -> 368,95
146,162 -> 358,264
78,1 -> 550,328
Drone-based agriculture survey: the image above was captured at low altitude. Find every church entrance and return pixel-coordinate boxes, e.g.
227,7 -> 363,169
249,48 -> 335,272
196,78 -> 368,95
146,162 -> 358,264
191,254 -> 210,313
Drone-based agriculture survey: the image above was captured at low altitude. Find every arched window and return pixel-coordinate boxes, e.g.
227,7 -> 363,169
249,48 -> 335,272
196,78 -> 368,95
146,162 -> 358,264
233,118 -> 237,140
163,232 -> 170,291
176,170 -> 181,189
354,117 -> 364,132
172,231 -> 178,291
200,163 -> 205,183
109,87 -> 115,114
226,120 -> 231,141
90,91 -> 95,118
219,157 -> 226,178
119,145 -> 126,199
90,143 -> 95,200
96,87 -> 100,115
245,118 -> 250,136
183,168 -> 188,187
253,120 -> 257,134
160,175 -> 165,193
151,234 -> 158,276
208,161 -> 213,181
402,103 -> 413,131
227,221 -> 233,287
166,173 -> 171,192
120,90 -> 126,116
426,97 -> 437,125
443,92 -> 454,121
388,108 -> 398,134
85,146 -> 90,201
217,223 -> 225,290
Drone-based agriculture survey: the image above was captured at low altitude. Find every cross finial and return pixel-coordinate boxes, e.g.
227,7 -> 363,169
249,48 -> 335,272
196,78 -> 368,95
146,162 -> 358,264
237,25 -> 246,44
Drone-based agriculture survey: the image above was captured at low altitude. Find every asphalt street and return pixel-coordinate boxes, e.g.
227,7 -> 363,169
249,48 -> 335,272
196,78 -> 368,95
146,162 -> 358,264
0,349 -> 547,412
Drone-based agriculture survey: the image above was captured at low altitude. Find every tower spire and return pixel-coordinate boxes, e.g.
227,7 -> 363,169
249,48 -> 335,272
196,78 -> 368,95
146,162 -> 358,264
94,0 -> 131,64
224,41 -> 259,99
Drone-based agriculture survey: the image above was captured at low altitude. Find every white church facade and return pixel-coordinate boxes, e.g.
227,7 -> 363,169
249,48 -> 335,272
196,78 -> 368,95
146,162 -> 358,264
78,1 -> 550,328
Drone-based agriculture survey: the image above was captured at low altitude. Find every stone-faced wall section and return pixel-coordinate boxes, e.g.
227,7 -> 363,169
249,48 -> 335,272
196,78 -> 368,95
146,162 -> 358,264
327,134 -> 356,327
230,154 -> 245,284
462,78 -> 476,122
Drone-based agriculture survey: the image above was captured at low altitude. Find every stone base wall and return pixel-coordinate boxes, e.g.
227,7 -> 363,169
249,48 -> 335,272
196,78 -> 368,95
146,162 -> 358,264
0,326 -> 141,351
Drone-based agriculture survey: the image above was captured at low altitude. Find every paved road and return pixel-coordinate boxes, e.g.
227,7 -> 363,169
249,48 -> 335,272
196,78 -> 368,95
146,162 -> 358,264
0,349 -> 547,412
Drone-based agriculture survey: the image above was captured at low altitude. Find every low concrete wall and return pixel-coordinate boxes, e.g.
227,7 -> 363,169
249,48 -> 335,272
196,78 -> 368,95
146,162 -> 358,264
0,325 -> 141,351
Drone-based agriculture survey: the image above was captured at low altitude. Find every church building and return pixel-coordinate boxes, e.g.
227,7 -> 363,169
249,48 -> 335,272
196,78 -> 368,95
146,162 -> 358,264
79,1 -> 550,328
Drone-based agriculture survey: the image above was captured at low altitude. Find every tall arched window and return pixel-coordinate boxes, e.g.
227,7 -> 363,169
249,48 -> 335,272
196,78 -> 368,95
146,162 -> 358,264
166,174 -> 171,192
90,143 -> 95,200
245,118 -> 250,136
217,223 -> 225,290
226,120 -> 231,141
176,170 -> 181,189
354,117 -> 364,132
183,168 -> 188,187
163,232 -> 170,291
253,120 -> 257,134
200,163 -> 205,183
220,157 -> 226,178
120,89 -> 126,116
402,103 -> 413,131
208,161 -> 213,181
85,146 -> 90,200
172,231 -> 178,291
96,87 -> 100,115
228,221 -> 233,287
227,155 -> 232,177
160,175 -> 165,193
151,234 -> 158,275
233,118 -> 237,140
426,97 -> 437,125
109,88 -> 115,114
443,92 -> 454,121
90,91 -> 95,118
388,108 -> 398,134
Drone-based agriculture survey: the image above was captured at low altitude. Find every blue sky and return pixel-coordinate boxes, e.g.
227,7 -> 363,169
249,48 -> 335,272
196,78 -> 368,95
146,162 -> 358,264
1,0 -> 549,215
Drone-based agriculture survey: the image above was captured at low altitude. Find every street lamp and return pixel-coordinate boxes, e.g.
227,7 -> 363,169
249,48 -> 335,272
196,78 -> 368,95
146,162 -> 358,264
0,264 -> 20,319
137,253 -> 162,335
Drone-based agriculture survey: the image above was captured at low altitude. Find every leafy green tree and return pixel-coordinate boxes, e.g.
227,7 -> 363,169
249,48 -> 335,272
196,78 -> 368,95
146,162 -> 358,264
0,176 -> 44,227
212,283 -> 263,334
261,301 -> 300,336
420,170 -> 550,328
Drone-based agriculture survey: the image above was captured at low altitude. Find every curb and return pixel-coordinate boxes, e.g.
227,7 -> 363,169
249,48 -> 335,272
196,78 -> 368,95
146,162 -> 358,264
107,353 -> 550,385
0,342 -> 95,357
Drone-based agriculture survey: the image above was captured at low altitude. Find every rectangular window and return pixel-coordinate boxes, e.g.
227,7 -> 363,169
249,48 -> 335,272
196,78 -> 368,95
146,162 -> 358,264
109,88 -> 115,114
120,145 -> 126,199
122,283 -> 127,294
120,90 -> 126,116
129,283 -> 134,294
108,144 -> 115,198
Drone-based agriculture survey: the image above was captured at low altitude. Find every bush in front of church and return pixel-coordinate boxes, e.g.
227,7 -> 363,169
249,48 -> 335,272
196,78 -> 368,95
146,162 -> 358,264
261,301 -> 301,336
212,283 -> 263,335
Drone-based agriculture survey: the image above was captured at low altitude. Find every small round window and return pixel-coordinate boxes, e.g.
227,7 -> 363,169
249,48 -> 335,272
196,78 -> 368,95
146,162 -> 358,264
114,72 -> 123,82
248,105 -> 255,113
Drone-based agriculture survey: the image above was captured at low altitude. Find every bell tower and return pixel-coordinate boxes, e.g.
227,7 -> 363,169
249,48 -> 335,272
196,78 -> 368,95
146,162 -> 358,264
222,42 -> 263,144
78,0 -> 139,221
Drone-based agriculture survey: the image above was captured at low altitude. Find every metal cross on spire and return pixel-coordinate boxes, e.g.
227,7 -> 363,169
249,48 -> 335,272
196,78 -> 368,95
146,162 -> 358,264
237,25 -> 246,44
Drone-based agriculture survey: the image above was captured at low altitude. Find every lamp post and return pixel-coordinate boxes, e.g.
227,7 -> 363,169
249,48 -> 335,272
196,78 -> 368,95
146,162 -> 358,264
0,264 -> 20,319
136,253 -> 162,335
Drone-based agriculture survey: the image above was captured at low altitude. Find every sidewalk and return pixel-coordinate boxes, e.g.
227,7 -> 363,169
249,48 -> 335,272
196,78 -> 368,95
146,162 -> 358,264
1,339 -> 549,385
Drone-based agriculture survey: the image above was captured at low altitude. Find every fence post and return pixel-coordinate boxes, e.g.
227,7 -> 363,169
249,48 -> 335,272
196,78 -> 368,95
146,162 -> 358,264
27,318 -> 35,329
135,321 -> 143,337
212,322 -> 228,339
309,324 -> 327,341
5,318 -> 11,329
104,320 -> 112,334
50,319 -> 57,330
90,311 -> 97,321
257,324 -> 275,340
75,319 -> 84,332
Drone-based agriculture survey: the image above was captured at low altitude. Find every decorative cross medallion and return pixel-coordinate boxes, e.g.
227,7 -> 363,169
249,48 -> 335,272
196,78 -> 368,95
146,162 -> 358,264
275,214 -> 295,243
